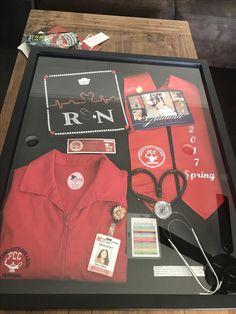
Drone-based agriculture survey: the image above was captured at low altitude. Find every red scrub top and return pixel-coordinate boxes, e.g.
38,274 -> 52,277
0,150 -> 128,282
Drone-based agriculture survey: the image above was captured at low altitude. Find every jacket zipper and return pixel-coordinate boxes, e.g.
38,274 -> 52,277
61,214 -> 70,277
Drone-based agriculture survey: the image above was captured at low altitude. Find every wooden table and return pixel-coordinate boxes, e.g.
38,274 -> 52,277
0,9 -> 235,314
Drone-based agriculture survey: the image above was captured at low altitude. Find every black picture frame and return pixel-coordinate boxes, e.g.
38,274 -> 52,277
0,46 -> 235,310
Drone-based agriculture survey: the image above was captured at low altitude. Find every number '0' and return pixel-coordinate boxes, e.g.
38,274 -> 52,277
190,136 -> 196,144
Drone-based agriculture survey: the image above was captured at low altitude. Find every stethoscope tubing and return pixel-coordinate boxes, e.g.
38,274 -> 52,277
128,167 -> 187,205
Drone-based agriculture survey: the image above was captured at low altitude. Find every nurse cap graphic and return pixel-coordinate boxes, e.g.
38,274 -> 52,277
138,145 -> 165,168
0,247 -> 30,276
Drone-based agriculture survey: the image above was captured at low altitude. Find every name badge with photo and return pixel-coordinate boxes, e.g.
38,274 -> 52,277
127,90 -> 194,130
88,233 -> 120,277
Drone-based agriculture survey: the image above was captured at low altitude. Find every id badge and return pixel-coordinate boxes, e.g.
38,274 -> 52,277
88,233 -> 120,277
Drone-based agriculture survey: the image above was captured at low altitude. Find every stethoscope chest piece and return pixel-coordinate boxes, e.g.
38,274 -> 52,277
154,201 -> 172,219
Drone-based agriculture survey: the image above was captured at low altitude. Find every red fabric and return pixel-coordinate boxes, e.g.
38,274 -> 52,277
128,129 -> 179,209
0,150 -> 127,281
163,75 -> 224,218
124,72 -> 224,219
124,73 -> 177,208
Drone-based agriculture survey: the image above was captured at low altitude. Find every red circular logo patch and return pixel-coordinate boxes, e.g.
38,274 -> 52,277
138,145 -> 165,168
0,247 -> 30,278
69,140 -> 84,152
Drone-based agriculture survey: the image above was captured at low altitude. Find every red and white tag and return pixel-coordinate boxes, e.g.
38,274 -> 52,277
67,138 -> 116,154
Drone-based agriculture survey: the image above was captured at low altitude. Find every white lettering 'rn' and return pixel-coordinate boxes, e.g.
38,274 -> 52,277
63,112 -> 83,126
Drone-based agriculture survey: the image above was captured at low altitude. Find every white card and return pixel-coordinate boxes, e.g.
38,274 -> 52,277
153,265 -> 205,277
88,233 -> 120,277
17,42 -> 30,58
83,32 -> 110,48
131,217 -> 160,258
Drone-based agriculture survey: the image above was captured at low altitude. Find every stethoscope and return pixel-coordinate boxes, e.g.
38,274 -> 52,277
129,167 -> 187,219
128,167 -> 222,295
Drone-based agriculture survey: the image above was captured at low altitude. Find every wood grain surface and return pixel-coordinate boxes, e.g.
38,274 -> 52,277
1,9 -> 234,314
0,310 -> 236,314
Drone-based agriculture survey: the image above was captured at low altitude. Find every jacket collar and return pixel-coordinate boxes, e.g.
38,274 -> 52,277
19,149 -> 127,210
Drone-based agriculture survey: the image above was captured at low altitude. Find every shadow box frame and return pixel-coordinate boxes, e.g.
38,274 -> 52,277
0,46 -> 235,310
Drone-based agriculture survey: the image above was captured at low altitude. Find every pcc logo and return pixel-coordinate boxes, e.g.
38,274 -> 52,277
0,247 -> 30,277
138,145 -> 165,168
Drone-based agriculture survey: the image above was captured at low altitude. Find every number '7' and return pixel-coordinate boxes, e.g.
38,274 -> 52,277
194,158 -> 200,166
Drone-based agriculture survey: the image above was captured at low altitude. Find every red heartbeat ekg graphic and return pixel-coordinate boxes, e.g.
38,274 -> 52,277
49,92 -> 120,109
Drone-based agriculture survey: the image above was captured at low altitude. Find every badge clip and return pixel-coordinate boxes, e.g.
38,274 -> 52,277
108,205 -> 126,237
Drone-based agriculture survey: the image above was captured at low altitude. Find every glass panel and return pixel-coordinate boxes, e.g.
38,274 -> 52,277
0,54 -> 235,298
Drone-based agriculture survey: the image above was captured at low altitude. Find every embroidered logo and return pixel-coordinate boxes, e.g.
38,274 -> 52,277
67,172 -> 84,190
0,247 -> 30,277
138,145 -> 165,168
